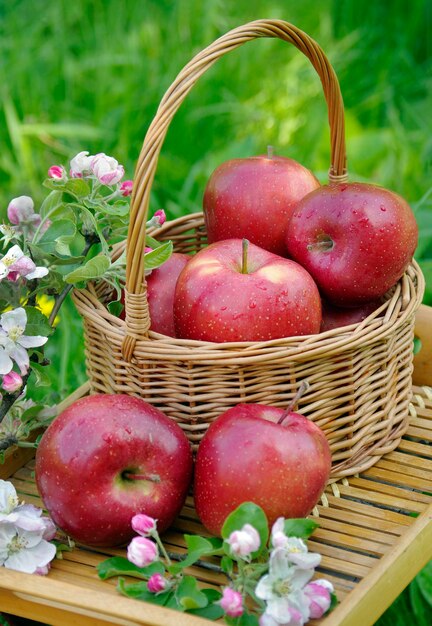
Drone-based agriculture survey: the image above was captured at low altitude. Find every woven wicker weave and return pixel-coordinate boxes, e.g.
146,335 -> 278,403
72,19 -> 425,478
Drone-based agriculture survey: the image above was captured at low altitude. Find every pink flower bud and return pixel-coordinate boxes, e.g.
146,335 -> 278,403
7,196 -> 35,225
147,573 -> 168,593
91,153 -> 124,185
127,536 -> 158,568
48,165 -> 65,180
2,371 -> 23,393
304,580 -> 333,619
154,209 -> 166,225
131,513 -> 157,537
228,524 -> 261,558
120,180 -> 133,196
219,587 -> 243,618
35,563 -> 51,576
42,517 -> 57,541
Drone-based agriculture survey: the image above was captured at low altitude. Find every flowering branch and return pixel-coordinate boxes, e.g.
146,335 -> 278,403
0,149 -> 172,454
97,503 -> 337,625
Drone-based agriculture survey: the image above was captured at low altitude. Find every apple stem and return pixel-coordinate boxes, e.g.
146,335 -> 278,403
267,145 -> 274,159
123,472 -> 161,483
277,381 -> 310,425
242,239 -> 249,274
307,234 -> 334,252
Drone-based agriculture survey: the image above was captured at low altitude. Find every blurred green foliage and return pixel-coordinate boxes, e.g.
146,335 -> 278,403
0,0 -> 430,293
0,1 -> 431,620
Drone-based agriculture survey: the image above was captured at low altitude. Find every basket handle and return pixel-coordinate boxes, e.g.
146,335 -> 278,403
122,18 -> 347,360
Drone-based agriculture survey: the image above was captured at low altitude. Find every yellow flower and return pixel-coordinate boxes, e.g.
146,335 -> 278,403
36,295 -> 60,327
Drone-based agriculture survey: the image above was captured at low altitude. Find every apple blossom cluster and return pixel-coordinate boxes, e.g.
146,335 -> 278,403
0,479 -> 56,574
98,503 -> 336,625
221,519 -> 334,625
0,149 -> 171,453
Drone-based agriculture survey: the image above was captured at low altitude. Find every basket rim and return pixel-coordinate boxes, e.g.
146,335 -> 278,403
72,219 -> 425,365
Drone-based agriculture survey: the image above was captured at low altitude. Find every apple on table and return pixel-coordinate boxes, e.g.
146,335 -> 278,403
203,148 -> 320,256
35,394 -> 193,547
194,391 -> 332,536
174,238 -> 322,342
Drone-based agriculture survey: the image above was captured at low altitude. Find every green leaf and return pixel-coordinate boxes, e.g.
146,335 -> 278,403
37,220 -> 77,256
168,535 -> 223,574
188,588 -> 224,619
20,404 -> 47,422
38,190 -> 64,220
282,518 -> 319,540
64,254 -> 111,284
221,502 -> 269,559
65,178 -> 91,198
225,612 -> 260,626
30,362 -> 51,386
145,234 -> 162,249
144,240 -> 173,271
97,556 -> 165,581
117,578 -> 174,606
107,300 -> 124,317
27,243 -> 83,268
176,575 -> 208,610
221,555 -> 234,575
97,200 -> 130,217
24,306 -> 53,336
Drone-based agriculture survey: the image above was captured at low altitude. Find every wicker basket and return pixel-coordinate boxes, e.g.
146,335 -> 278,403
72,19 -> 425,479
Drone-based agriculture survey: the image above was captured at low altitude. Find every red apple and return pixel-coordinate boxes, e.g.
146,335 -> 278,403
118,252 -> 189,336
194,403 -> 332,536
146,252 -> 190,335
203,151 -> 320,256
35,394 -> 193,547
174,238 -> 322,342
285,182 -> 418,306
321,300 -> 380,332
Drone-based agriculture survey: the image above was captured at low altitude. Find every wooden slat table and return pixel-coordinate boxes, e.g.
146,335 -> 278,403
0,306 -> 431,626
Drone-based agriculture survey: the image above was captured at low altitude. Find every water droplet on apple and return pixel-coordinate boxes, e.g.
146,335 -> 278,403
249,301 -> 256,309
221,306 -> 227,311
380,205 -> 387,212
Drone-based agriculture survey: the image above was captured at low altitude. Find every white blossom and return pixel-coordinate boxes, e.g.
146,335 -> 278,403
271,519 -> 321,569
0,481 -> 56,575
70,150 -> 94,177
0,480 -> 19,515
0,523 -> 56,574
256,548 -> 314,626
0,307 -> 48,375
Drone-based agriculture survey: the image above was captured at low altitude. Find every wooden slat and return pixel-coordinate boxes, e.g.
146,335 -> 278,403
346,476 -> 431,505
322,504 -> 432,626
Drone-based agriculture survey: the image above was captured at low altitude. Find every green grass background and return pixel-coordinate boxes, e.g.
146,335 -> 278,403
0,0 -> 431,623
